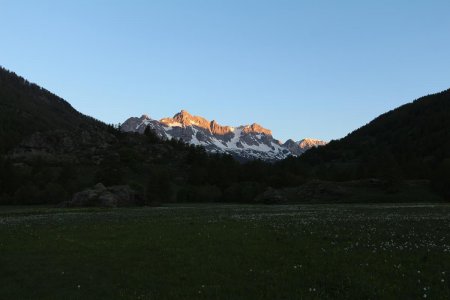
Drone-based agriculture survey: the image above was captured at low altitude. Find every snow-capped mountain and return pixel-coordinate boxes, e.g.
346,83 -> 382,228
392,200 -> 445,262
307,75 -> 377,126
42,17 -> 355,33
121,110 -> 326,161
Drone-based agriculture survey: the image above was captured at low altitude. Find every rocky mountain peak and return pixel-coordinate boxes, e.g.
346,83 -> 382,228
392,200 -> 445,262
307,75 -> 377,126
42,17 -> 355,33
171,110 -> 193,123
161,110 -> 210,128
210,120 -> 234,136
242,123 -> 272,136
122,111 -> 326,161
298,138 -> 327,150
283,139 -> 297,147
174,109 -> 191,119
282,139 -> 304,156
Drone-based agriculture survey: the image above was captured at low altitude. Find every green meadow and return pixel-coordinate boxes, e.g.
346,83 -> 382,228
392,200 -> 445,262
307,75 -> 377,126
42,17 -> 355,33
1,204 -> 449,299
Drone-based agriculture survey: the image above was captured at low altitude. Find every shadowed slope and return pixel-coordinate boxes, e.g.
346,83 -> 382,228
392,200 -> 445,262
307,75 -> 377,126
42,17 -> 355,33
0,67 -> 105,153
301,89 -> 450,179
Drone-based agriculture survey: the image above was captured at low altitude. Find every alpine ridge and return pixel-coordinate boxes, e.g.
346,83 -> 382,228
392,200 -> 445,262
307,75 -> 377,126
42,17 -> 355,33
122,111 -> 326,161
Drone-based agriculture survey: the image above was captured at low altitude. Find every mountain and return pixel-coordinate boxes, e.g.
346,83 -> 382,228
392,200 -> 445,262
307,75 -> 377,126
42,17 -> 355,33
300,88 -> 450,181
122,111 -> 326,161
298,138 -> 327,150
0,66 -> 105,153
281,138 -> 326,156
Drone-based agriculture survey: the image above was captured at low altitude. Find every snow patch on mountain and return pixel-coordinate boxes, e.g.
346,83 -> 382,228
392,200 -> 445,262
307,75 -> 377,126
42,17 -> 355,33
121,111 -> 327,161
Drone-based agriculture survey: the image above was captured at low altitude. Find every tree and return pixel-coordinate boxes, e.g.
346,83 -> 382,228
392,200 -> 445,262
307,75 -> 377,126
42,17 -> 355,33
144,125 -> 161,143
145,166 -> 172,204
431,159 -> 450,201
95,155 -> 124,186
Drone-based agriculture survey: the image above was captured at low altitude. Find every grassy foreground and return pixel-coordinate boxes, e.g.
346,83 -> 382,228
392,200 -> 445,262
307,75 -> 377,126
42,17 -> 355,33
0,204 -> 449,299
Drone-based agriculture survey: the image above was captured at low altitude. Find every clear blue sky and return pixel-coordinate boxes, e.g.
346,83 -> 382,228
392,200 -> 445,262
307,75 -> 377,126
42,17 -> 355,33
1,0 -> 450,141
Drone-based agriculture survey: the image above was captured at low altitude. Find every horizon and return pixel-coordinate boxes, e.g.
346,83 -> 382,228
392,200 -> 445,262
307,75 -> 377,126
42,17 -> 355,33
2,0 -> 450,141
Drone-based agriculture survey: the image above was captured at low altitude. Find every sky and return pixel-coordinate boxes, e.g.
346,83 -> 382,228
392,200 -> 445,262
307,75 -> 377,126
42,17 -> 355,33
1,0 -> 450,142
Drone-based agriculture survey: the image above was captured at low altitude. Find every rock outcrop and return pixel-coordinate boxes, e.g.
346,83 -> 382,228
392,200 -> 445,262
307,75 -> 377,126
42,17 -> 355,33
66,184 -> 142,207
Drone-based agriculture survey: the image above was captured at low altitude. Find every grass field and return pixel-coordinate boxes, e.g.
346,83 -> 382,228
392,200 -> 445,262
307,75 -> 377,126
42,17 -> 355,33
1,204 -> 449,299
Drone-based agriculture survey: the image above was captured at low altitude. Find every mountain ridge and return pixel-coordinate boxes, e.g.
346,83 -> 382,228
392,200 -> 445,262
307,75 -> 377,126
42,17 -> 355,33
122,111 -> 327,161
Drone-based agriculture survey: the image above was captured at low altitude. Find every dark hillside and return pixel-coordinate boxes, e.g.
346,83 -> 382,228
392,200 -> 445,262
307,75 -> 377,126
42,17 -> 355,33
0,66 -> 104,153
301,89 -> 450,180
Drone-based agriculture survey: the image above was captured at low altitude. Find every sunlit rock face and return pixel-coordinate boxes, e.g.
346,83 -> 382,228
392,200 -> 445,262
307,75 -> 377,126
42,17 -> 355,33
122,110 -> 326,161
298,138 -> 327,150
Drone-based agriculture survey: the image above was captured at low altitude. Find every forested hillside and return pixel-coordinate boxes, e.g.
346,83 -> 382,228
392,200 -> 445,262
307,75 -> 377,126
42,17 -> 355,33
0,67 -> 105,153
296,89 -> 450,197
